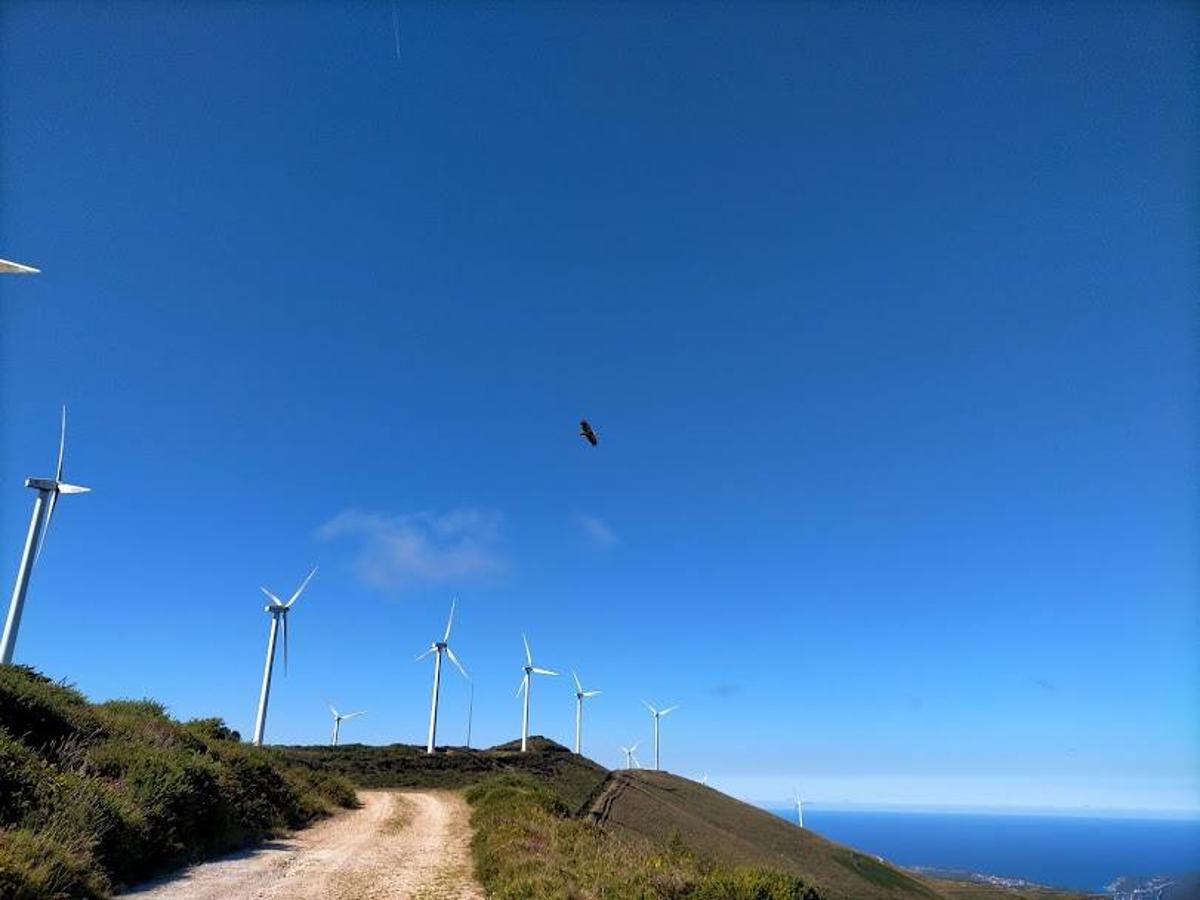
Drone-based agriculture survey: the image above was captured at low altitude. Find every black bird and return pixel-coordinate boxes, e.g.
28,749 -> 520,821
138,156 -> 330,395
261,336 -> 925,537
579,419 -> 598,446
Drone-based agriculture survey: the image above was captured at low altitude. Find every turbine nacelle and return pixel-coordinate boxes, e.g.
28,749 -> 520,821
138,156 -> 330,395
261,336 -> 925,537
26,477 -> 91,494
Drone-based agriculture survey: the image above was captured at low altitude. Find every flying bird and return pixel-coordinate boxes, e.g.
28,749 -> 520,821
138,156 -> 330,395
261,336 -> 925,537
579,419 -> 598,446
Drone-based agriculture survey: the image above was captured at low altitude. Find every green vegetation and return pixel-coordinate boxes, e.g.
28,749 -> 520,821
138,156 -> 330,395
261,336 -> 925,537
465,772 -> 823,899
0,665 -> 356,899
279,734 -> 609,813
589,772 -> 1086,900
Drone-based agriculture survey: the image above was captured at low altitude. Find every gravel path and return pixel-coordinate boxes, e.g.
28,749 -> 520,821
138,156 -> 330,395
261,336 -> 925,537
121,790 -> 484,900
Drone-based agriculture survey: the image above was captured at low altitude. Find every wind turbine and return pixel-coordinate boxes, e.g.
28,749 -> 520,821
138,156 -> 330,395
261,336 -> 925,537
328,704 -> 364,746
571,669 -> 600,755
619,742 -> 641,769
642,701 -> 678,771
1,406 -> 90,665
251,566 -> 316,746
416,598 -> 468,754
516,634 -> 557,752
794,789 -> 805,828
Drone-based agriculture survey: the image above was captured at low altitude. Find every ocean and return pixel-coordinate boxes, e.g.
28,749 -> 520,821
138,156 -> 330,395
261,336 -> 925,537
766,809 -> 1200,892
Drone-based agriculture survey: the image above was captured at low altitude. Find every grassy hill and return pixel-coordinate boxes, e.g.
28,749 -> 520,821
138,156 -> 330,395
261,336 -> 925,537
0,666 -> 356,899
0,673 -> 1095,900
587,770 -> 1088,900
278,740 -> 1088,900
277,734 -> 609,813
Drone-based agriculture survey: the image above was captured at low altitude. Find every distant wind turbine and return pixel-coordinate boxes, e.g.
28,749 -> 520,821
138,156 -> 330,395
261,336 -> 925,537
417,598 -> 468,754
642,701 -> 678,771
1,406 -> 90,665
516,634 -> 557,752
571,669 -> 600,755
251,567 -> 317,746
794,789 -> 804,828
0,259 -> 39,274
620,742 -> 641,769
699,773 -> 709,786
328,704 -> 364,746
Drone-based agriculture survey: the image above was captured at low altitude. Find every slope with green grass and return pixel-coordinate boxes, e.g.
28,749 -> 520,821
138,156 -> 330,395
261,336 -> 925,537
0,665 -> 356,899
589,770 -> 1089,900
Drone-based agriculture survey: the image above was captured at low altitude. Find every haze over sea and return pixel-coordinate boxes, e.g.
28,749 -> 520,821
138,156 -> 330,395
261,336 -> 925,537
767,808 -> 1200,892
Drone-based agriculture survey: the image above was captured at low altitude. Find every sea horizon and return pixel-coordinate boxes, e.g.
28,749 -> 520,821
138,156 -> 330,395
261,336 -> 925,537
763,807 -> 1200,892
756,802 -> 1200,821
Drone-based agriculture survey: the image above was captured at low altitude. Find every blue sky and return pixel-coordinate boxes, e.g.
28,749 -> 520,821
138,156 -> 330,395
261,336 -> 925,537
1,2 -> 1196,814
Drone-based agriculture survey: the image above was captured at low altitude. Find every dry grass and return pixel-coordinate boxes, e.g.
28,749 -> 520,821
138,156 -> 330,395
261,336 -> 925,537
589,771 -> 1089,900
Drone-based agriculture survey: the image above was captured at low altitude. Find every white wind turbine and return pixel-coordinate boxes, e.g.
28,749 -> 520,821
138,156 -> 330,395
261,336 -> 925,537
516,634 -> 557,752
328,704 -> 364,746
793,789 -> 805,828
417,599 -> 468,754
571,670 -> 600,755
643,701 -> 678,771
619,742 -> 641,769
1,406 -> 90,665
251,567 -> 316,746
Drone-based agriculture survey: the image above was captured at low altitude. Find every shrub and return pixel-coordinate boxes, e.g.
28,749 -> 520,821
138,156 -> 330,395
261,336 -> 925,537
0,666 -> 357,895
0,827 -> 105,900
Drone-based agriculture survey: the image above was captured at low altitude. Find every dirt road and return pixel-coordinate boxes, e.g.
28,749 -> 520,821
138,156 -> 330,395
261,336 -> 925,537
122,790 -> 485,900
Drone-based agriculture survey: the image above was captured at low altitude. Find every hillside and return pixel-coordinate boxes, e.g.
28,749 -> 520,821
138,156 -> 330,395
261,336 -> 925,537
0,666 -> 356,899
278,735 -> 609,813
588,771 -> 1088,900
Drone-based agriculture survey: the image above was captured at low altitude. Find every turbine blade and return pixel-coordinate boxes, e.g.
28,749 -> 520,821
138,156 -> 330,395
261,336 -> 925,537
642,700 -> 657,715
345,711 -> 365,720
55,483 -> 90,494
522,633 -> 532,666
0,259 -> 40,274
329,704 -> 339,717
446,646 -> 469,679
282,614 -> 290,674
660,705 -> 679,716
630,742 -> 639,751
415,646 -> 436,661
516,674 -> 527,698
443,597 -> 456,643
572,669 -> 582,693
32,490 -> 58,567
261,587 -> 285,606
532,667 -> 557,676
56,406 -> 66,482
285,566 -> 318,607
583,690 -> 601,698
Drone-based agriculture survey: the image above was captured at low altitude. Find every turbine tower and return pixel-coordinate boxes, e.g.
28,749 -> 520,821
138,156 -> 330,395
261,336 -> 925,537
516,634 -> 557,752
328,704 -> 364,746
251,566 -> 316,746
642,701 -> 678,771
1,407 -> 90,665
571,670 -> 600,755
794,789 -> 805,828
619,742 -> 641,769
416,598 -> 468,754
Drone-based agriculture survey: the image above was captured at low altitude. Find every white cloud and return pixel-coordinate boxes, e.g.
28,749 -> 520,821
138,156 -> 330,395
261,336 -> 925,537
575,513 -> 618,551
317,508 -> 505,592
